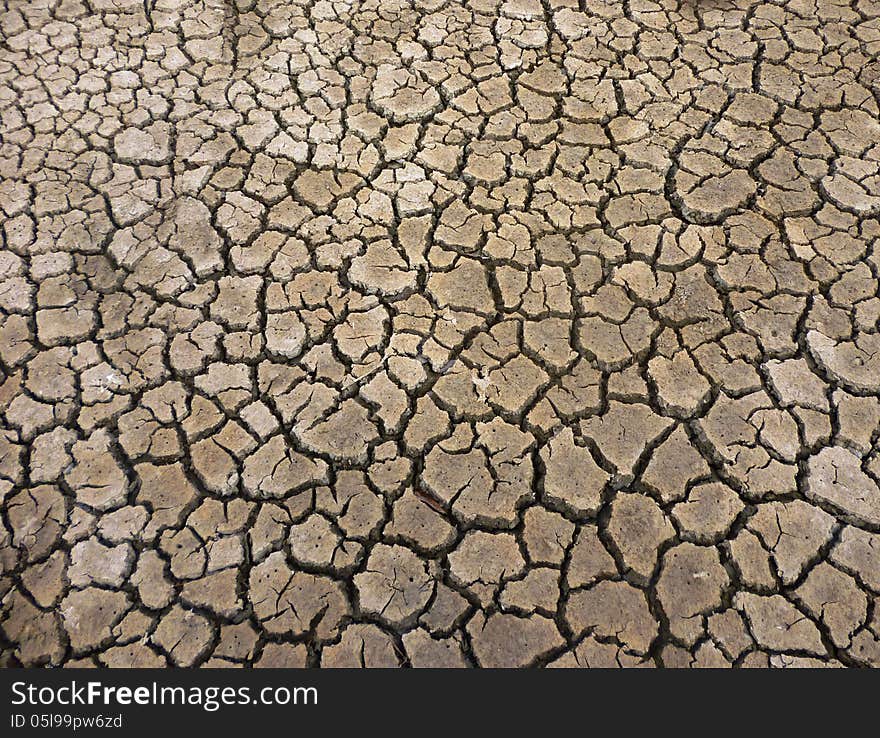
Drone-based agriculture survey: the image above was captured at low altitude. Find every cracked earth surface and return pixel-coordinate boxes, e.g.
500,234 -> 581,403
1,0 -> 880,669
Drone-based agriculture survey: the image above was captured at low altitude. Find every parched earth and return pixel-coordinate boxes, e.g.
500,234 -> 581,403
1,0 -> 880,670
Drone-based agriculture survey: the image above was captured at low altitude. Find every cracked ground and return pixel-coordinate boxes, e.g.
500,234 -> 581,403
1,0 -> 880,670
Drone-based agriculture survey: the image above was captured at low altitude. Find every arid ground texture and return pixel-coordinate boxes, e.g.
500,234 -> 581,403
1,0 -> 880,668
